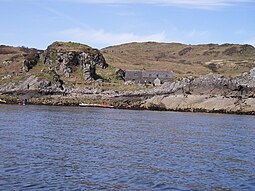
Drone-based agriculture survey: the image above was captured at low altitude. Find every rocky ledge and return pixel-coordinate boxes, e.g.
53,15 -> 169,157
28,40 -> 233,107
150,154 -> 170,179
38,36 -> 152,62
139,69 -> 255,114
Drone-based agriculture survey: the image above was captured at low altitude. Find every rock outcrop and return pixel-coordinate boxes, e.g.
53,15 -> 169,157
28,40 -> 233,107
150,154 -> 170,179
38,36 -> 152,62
43,42 -> 108,80
115,68 -> 125,80
23,50 -> 40,72
141,69 -> 255,114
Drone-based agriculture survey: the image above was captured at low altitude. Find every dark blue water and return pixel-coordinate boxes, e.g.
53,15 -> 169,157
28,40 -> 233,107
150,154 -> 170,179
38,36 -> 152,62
0,105 -> 254,191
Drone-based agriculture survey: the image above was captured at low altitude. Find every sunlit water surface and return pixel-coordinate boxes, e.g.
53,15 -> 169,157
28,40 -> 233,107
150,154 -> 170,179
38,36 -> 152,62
0,105 -> 254,190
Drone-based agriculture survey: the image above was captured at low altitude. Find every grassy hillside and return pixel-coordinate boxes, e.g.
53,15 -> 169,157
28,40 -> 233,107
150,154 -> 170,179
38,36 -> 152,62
1,41 -> 255,90
0,46 -> 28,76
0,45 -> 42,84
101,42 -> 255,79
0,42 -> 144,91
47,41 -> 92,52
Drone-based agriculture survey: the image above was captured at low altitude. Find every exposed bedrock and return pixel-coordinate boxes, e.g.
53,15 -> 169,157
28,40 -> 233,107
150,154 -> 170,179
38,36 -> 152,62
140,70 -> 255,114
43,42 -> 108,80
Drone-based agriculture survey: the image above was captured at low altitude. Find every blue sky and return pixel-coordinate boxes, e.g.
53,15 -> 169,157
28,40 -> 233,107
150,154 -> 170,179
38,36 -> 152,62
0,0 -> 255,49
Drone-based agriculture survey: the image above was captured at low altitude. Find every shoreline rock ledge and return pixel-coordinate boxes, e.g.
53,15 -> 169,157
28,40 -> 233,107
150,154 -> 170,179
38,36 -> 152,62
140,72 -> 255,114
1,71 -> 255,115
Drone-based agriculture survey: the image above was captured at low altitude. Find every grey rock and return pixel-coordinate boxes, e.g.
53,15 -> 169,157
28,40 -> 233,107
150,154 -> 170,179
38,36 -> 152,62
2,74 -> 12,80
18,75 -> 38,90
115,68 -> 125,80
38,79 -> 51,89
2,60 -> 13,65
43,49 -> 108,81
23,52 -> 40,72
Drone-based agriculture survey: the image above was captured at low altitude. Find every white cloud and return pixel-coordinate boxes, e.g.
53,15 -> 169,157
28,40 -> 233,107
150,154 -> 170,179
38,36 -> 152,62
53,28 -> 166,48
185,29 -> 210,39
59,0 -> 253,8
52,27 -> 214,48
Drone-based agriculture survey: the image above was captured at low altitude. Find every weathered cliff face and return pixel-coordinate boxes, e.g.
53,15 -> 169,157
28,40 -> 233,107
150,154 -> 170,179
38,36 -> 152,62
0,42 -> 109,94
43,42 -> 108,80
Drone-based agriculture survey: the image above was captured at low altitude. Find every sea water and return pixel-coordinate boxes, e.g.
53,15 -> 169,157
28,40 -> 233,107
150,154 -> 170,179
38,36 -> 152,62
0,105 -> 254,190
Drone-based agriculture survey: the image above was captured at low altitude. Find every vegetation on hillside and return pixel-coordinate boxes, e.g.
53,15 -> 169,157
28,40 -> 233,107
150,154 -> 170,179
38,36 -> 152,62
47,41 -> 92,52
101,42 -> 255,79
1,41 -> 255,91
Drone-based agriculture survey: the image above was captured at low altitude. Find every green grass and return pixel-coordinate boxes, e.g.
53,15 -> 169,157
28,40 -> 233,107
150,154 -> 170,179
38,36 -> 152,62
59,64 -> 146,92
96,65 -> 118,82
49,51 -> 57,63
28,61 -> 54,81
48,41 -> 92,52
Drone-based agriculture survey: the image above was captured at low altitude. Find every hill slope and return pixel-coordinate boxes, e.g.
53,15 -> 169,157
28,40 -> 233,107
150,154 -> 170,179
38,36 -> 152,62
1,41 -> 255,89
101,42 -> 255,78
0,42 -> 109,91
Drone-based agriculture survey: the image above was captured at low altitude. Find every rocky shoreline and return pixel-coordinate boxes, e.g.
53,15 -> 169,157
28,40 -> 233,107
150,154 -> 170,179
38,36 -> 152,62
2,71 -> 255,115
1,93 -> 255,115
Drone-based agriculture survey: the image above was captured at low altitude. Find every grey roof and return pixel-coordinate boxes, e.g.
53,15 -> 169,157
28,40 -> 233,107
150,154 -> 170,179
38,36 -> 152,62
141,70 -> 172,78
125,70 -> 172,77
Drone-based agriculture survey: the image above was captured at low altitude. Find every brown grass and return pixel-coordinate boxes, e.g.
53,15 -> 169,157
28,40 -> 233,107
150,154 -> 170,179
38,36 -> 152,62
1,42 -> 255,90
101,42 -> 255,79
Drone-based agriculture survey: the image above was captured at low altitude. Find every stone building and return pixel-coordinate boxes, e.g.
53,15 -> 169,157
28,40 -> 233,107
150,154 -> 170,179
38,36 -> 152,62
125,70 -> 173,84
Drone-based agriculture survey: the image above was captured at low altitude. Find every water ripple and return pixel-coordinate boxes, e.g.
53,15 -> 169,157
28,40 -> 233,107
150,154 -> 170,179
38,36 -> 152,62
0,105 -> 254,190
